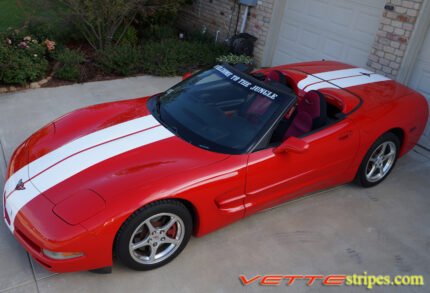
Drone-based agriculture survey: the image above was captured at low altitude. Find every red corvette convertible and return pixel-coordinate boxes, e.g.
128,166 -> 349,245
3,61 -> 428,273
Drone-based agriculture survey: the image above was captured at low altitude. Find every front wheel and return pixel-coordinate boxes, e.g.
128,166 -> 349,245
355,133 -> 400,188
115,200 -> 192,271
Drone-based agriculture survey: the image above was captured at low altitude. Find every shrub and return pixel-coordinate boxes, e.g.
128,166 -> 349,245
137,0 -> 189,27
141,24 -> 178,41
54,48 -> 86,82
216,54 -> 254,65
187,30 -> 216,43
59,0 -> 142,50
0,33 -> 50,85
97,45 -> 143,76
117,26 -> 139,46
60,0 -> 187,50
142,39 -> 228,76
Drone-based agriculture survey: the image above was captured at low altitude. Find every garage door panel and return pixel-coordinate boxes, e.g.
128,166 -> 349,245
345,47 -> 370,67
351,0 -> 383,9
299,29 -> 321,49
417,71 -> 430,96
323,38 -> 344,59
286,0 -> 308,14
355,13 -> 382,35
410,29 -> 430,94
282,23 -> 300,42
409,29 -> 430,147
308,0 -> 328,18
272,0 -> 385,68
350,31 -> 378,50
411,66 -> 430,97
329,6 -> 355,27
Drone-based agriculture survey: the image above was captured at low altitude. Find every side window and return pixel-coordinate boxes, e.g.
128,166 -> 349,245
252,116 -> 291,152
270,118 -> 292,145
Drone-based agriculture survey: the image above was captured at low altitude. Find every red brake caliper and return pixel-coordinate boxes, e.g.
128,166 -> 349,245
166,223 -> 177,238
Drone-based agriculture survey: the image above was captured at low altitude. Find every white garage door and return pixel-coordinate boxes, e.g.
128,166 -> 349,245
272,0 -> 385,68
409,28 -> 430,148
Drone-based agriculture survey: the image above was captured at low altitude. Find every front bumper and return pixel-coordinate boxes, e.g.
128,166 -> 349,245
14,227 -> 88,272
4,194 -> 113,273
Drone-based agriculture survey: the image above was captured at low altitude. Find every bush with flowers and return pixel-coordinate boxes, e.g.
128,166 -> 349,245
0,30 -> 56,85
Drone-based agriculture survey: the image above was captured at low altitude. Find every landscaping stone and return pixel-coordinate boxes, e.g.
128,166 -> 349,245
30,82 -> 40,89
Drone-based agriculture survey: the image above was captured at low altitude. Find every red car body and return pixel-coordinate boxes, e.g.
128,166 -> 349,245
3,61 -> 428,272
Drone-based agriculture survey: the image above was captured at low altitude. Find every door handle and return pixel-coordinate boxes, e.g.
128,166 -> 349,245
338,131 -> 353,141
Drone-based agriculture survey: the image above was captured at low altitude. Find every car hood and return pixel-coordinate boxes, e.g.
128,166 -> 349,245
10,97 -> 230,205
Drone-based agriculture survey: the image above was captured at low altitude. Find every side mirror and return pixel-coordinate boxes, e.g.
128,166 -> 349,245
182,72 -> 193,80
274,137 -> 309,154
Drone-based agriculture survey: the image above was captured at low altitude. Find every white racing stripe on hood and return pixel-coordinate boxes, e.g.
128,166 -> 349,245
30,115 -> 159,177
298,68 -> 389,92
3,115 -> 173,232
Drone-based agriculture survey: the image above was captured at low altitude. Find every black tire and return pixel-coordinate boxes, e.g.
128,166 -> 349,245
355,132 -> 400,188
115,200 -> 192,271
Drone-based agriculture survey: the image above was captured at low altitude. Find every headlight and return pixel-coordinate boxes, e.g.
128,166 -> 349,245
53,189 -> 105,225
3,190 -> 10,225
6,141 -> 28,180
42,249 -> 84,260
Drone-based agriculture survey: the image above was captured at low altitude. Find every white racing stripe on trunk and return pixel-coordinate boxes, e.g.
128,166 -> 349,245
298,68 -> 371,90
297,67 -> 390,92
331,74 -> 390,89
314,68 -> 373,81
304,73 -> 390,92
304,82 -> 339,92
297,75 -> 322,91
3,115 -> 172,232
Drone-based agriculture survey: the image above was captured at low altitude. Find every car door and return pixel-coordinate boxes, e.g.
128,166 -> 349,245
244,118 -> 359,215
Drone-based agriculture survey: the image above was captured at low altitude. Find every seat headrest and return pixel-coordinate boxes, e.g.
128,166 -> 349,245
266,70 -> 286,84
303,91 -> 321,105
299,91 -> 321,116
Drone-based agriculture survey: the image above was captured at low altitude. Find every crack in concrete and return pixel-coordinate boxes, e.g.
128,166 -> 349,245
417,143 -> 430,153
0,138 -> 7,170
413,148 -> 430,161
27,254 -> 41,293
0,280 -> 34,293
0,139 -> 40,293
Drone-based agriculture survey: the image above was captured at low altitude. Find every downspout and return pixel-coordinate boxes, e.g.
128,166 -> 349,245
240,5 -> 250,33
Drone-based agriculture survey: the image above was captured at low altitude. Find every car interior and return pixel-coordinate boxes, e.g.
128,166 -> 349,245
248,69 -> 345,146
175,66 -> 345,151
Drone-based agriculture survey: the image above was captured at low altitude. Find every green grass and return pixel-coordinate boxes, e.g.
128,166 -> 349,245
0,0 -> 61,32
0,0 -> 26,31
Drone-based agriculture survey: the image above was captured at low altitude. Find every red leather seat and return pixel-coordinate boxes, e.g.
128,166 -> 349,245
266,70 -> 287,84
284,90 -> 328,139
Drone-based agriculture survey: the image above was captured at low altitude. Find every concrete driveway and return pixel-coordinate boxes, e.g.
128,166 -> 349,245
0,77 -> 429,293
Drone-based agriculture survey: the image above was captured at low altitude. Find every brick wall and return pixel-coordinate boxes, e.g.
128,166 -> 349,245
368,0 -> 424,78
177,0 -> 275,66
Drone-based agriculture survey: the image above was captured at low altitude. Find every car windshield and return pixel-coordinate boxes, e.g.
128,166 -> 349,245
149,64 -> 296,154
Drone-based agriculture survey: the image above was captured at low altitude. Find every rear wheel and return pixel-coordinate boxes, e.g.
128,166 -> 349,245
355,133 -> 400,187
115,200 -> 192,271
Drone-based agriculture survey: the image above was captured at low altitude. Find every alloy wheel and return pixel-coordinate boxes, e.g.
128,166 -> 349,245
129,213 -> 185,265
365,141 -> 397,183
